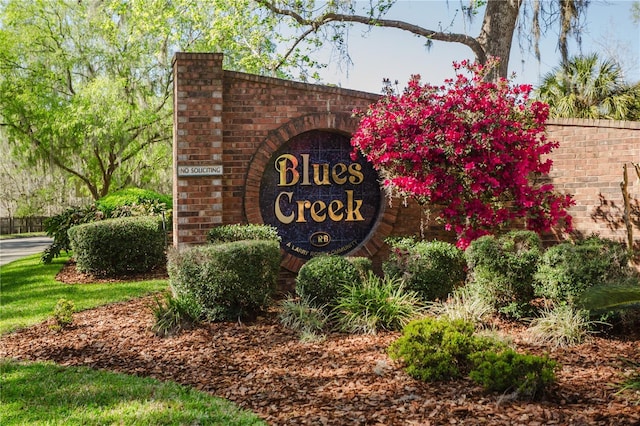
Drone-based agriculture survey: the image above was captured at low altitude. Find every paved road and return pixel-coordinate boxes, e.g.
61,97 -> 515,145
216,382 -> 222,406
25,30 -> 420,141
0,237 -> 53,266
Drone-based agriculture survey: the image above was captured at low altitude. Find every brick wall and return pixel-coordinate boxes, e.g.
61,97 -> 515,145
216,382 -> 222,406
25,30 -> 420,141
173,53 -> 640,279
545,119 -> 640,250
173,53 -> 402,277
172,53 -> 224,245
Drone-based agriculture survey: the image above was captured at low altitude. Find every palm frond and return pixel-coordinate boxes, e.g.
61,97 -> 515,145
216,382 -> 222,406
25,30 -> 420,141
579,282 -> 640,312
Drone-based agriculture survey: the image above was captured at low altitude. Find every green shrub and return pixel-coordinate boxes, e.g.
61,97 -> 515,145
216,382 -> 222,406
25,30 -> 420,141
42,205 -> 103,263
388,317 -> 504,381
534,235 -> 632,305
383,238 -> 466,302
168,240 -> 280,321
96,188 -> 172,218
279,295 -> 329,340
295,255 -> 360,310
109,198 -> 172,222
68,216 -> 166,276
333,272 -> 425,334
208,223 -> 280,243
149,292 -> 202,337
465,231 -> 542,318
469,349 -> 557,400
52,298 -> 75,329
346,256 -> 373,280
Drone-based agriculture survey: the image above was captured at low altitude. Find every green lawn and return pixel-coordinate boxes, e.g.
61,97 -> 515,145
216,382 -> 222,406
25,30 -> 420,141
0,232 -> 46,240
0,253 -> 167,334
0,252 -> 266,425
1,359 -> 265,425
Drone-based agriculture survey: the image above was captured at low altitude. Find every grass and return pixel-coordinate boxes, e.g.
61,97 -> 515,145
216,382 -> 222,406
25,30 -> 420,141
0,250 -> 265,425
526,304 -> 593,349
0,253 -> 168,334
0,359 -> 266,426
428,285 -> 495,326
279,295 -> 329,341
334,272 -> 425,334
0,232 -> 46,240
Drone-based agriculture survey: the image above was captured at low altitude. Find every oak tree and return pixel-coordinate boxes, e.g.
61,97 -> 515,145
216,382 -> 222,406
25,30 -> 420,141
256,0 -> 591,80
0,0 -> 308,199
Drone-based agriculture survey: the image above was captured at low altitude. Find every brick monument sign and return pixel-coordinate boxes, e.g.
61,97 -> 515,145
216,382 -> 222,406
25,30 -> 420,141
172,52 -> 640,279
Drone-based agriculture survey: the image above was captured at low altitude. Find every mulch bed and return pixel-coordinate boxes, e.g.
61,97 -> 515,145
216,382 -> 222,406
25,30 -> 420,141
1,263 -> 639,425
54,259 -> 168,284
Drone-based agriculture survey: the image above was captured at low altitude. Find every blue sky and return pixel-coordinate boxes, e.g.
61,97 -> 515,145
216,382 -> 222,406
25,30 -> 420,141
311,0 -> 640,93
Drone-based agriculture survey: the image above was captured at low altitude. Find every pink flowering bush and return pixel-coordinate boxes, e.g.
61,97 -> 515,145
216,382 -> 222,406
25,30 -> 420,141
352,59 -> 574,249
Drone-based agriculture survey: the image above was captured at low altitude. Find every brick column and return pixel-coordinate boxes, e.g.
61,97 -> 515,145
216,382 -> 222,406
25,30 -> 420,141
172,53 -> 224,247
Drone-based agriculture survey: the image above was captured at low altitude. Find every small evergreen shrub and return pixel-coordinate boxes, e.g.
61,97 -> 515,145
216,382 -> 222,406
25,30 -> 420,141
68,216 -> 166,276
42,189 -> 171,264
465,231 -> 542,318
207,223 -> 280,243
109,199 -> 171,220
149,292 -> 202,337
346,256 -> 373,280
469,349 -> 557,400
42,205 -> 103,263
96,187 -> 172,218
333,272 -> 425,334
168,240 -> 280,321
383,238 -> 466,302
279,295 -> 329,340
534,235 -> 632,305
388,317 -> 504,381
52,298 -> 75,329
295,255 -> 360,310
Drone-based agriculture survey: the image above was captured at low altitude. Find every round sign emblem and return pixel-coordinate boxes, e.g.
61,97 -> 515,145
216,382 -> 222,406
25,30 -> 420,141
259,130 -> 382,260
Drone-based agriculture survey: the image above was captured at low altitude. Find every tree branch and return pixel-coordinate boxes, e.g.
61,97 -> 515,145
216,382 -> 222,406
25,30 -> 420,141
119,133 -> 171,165
255,0 -> 486,64
4,118 -> 101,198
53,158 -> 99,200
271,26 -> 318,73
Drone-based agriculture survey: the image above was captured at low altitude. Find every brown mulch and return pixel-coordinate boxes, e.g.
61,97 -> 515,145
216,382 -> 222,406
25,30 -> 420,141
55,259 -> 168,284
2,264 -> 639,425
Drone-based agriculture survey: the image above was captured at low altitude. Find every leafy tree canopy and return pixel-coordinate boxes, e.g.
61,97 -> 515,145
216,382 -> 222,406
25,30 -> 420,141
0,0 -> 317,200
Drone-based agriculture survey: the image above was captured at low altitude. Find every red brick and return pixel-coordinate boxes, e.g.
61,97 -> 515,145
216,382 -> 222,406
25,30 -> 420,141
174,54 -> 640,277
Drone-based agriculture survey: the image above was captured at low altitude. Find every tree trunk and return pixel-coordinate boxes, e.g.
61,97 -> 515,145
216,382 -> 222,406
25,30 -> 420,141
477,0 -> 522,79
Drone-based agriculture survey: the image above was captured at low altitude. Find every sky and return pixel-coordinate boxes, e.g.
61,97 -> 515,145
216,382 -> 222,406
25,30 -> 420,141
309,0 -> 640,94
